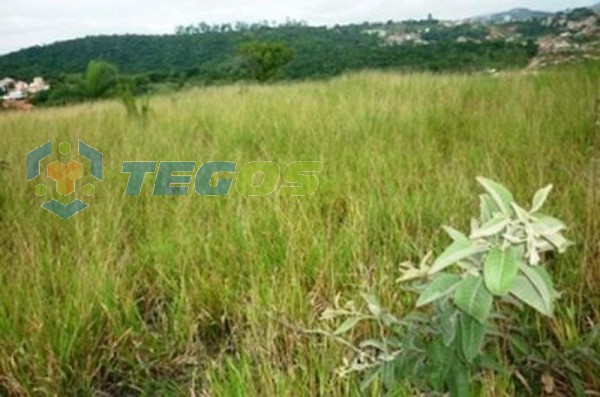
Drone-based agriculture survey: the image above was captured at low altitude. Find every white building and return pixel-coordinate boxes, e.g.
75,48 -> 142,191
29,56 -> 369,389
0,77 -> 15,94
28,77 -> 50,94
1,76 -> 50,102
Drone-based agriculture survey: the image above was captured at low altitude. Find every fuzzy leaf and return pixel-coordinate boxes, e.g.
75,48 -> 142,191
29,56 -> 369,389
362,293 -> 382,316
470,216 -> 510,239
533,216 -> 566,236
531,184 -> 553,213
537,266 -> 558,293
381,361 -> 397,390
453,276 -> 493,323
476,177 -> 514,217
459,314 -> 486,363
428,240 -> 488,275
483,247 -> 520,296
510,275 -> 554,317
520,264 -> 557,310
479,194 -> 497,222
426,338 -> 453,391
440,309 -> 458,347
442,225 -> 469,242
416,273 -> 462,307
511,202 -> 530,223
447,359 -> 471,397
543,232 -> 571,253
333,317 -> 361,335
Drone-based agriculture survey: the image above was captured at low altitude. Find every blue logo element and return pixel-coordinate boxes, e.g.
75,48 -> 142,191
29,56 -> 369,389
26,139 -> 103,219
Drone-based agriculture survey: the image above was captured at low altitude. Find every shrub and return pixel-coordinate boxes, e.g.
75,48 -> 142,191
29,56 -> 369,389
237,41 -> 295,82
119,88 -> 150,122
320,177 -> 598,395
83,60 -> 119,98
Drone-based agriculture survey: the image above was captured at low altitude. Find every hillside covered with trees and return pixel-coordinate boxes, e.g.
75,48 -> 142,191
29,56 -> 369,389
2,6 -> 598,107
0,21 -> 536,83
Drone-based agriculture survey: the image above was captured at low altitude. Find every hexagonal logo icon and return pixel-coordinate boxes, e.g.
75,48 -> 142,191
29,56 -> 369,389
26,140 -> 103,219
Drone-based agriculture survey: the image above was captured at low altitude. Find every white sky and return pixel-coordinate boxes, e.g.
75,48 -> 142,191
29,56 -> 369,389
0,0 -> 593,54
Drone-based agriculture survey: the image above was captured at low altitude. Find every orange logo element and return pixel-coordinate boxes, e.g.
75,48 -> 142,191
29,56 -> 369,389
47,161 -> 83,195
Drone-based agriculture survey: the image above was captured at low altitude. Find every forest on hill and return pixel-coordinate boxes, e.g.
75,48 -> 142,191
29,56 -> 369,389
3,6 -> 598,107
0,22 -> 536,83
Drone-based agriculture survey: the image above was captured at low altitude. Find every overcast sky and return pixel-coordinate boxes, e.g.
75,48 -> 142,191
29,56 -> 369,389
0,0 -> 593,54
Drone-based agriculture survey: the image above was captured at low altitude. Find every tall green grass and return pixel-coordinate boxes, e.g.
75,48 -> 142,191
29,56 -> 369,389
0,64 -> 598,395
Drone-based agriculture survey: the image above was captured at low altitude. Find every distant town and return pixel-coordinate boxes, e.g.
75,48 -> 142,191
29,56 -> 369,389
0,76 -> 49,110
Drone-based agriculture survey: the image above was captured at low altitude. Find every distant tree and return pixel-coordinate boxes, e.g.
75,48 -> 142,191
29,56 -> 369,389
83,61 -> 119,98
237,41 -> 295,82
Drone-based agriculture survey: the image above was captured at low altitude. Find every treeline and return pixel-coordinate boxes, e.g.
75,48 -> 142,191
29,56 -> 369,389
0,21 -> 539,106
1,23 -> 536,79
33,41 -> 296,106
174,19 -> 308,34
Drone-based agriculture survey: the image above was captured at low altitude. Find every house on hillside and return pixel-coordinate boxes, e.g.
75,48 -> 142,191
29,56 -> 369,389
0,77 -> 15,94
363,29 -> 387,38
537,36 -> 574,53
4,90 -> 26,101
386,33 -> 426,45
28,77 -> 50,94
1,76 -> 50,103
14,80 -> 28,93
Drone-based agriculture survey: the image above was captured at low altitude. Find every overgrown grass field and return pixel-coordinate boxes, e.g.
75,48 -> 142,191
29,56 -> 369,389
0,64 -> 599,395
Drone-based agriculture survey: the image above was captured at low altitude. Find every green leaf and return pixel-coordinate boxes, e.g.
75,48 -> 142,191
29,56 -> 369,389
476,177 -> 514,217
533,216 -> 566,236
333,317 -> 361,335
380,360 -> 397,390
479,194 -> 497,222
442,225 -> 469,242
483,247 -> 520,296
511,202 -> 530,223
380,312 -> 401,327
531,184 -> 553,213
440,309 -> 458,347
428,240 -> 488,275
459,314 -> 486,364
520,264 -> 557,314
543,232 -> 571,253
416,273 -> 462,307
470,216 -> 510,239
426,338 -> 453,391
362,293 -> 382,316
509,271 -> 554,317
447,359 -> 471,397
453,276 -> 493,323
528,265 -> 558,296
